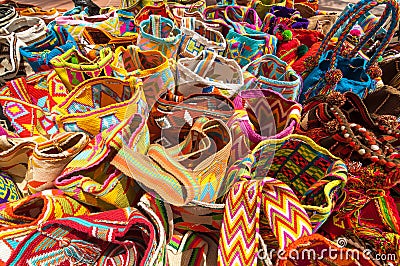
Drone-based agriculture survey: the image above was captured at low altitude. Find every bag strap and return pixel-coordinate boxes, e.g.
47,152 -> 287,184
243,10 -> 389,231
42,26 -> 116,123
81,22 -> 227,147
181,16 -> 196,30
218,177 -> 312,265
224,5 -> 262,32
313,0 -> 400,70
150,14 -> 163,38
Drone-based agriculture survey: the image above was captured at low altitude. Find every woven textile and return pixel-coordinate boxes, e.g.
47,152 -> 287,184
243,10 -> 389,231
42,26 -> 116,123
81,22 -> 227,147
25,132 -> 90,193
251,134 -> 348,230
55,114 -> 149,210
111,45 -> 175,107
218,177 -> 312,266
228,89 -> 302,164
0,172 -> 22,204
50,47 -> 114,91
54,76 -> 148,137
7,207 -> 158,266
241,54 -> 302,101
0,190 -> 91,266
113,116 -> 232,205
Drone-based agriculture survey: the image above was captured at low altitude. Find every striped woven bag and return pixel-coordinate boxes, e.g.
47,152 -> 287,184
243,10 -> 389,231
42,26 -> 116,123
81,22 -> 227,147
0,190 -> 91,266
6,207 -> 159,266
112,116 -> 232,205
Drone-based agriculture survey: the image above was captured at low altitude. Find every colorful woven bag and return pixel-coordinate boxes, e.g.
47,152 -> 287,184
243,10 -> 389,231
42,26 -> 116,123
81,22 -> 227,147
177,50 -> 244,99
301,0 -> 400,103
0,171 -> 22,204
0,189 -> 91,266
137,14 -> 182,59
19,25 -> 78,73
112,116 -> 232,205
227,89 -> 302,164
147,91 -> 234,146
50,46 -> 114,91
111,45 -> 175,107
178,17 -> 226,58
6,207 -> 158,266
241,54 -> 302,101
53,76 -> 147,137
169,0 -> 206,26
55,113 -> 149,210
225,26 -> 277,68
218,177 -> 313,266
250,0 -> 286,20
25,132 -> 89,194
134,3 -> 175,28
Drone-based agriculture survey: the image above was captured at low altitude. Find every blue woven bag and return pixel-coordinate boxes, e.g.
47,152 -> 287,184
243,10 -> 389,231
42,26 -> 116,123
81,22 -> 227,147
20,25 -> 78,72
301,0 -> 400,103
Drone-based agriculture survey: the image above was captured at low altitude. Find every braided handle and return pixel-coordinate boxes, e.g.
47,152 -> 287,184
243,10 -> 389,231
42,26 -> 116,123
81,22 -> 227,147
315,0 -> 400,70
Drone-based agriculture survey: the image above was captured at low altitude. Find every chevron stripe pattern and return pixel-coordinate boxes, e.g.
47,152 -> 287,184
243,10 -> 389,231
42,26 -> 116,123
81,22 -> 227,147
242,54 -> 301,101
218,177 -> 312,266
218,180 -> 262,266
261,178 -> 312,249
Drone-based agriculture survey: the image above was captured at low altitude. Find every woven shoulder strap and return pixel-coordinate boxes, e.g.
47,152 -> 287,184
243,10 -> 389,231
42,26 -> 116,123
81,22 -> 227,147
218,177 -> 312,265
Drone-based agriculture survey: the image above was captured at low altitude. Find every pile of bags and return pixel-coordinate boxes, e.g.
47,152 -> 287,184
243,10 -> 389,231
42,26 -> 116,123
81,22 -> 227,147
0,0 -> 399,264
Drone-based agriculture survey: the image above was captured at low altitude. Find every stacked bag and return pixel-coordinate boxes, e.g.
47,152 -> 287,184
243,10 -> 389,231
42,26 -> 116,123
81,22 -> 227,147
0,0 -> 399,264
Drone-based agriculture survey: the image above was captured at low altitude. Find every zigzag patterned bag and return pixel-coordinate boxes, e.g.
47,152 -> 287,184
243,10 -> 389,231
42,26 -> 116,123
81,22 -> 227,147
227,134 -> 348,230
111,45 -> 175,108
227,89 -> 302,164
241,54 -> 302,101
53,76 -> 148,137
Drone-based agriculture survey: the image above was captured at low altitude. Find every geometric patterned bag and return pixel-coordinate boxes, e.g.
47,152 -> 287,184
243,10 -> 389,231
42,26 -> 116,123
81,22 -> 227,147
54,76 -> 148,137
0,189 -> 91,266
6,207 -> 158,266
137,14 -> 182,59
227,89 -> 302,164
0,171 -> 22,204
50,46 -> 114,91
178,17 -> 226,58
55,113 -> 149,210
241,54 -> 302,101
111,45 -> 175,107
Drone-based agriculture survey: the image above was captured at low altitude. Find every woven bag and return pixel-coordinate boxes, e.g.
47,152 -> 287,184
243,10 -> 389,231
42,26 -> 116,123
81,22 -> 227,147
20,25 -> 78,72
112,116 -> 232,205
55,114 -> 148,210
301,0 -> 400,103
53,77 -> 147,137
0,190 -> 91,266
178,17 -> 226,58
0,16 -> 47,46
147,91 -> 234,146
241,54 -> 302,101
227,89 -> 302,164
177,50 -> 244,99
0,4 -> 18,28
111,45 -> 175,108
50,47 -> 114,91
137,14 -> 182,59
25,132 -> 89,193
7,207 -> 159,266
